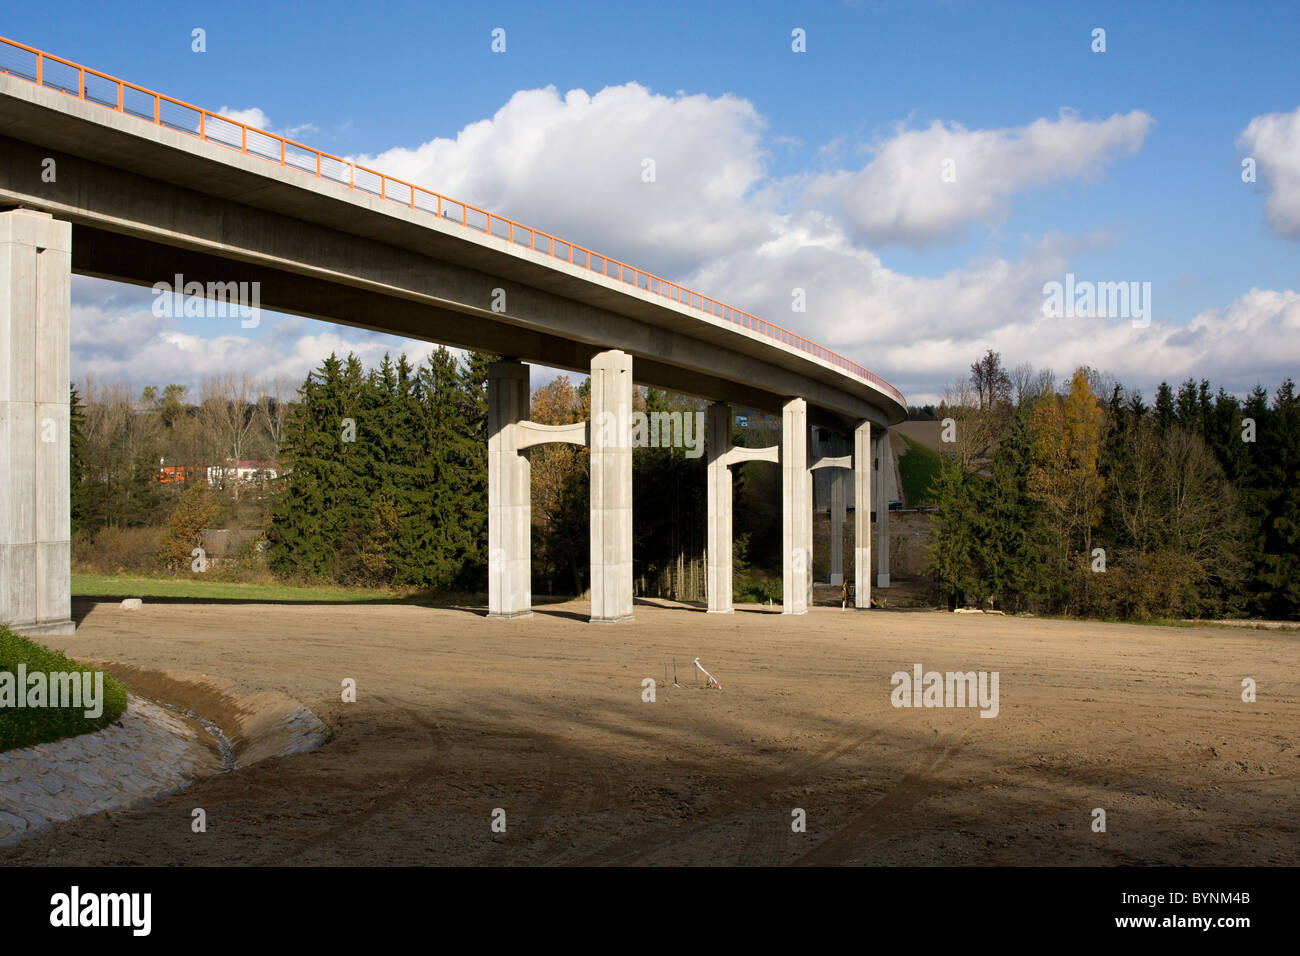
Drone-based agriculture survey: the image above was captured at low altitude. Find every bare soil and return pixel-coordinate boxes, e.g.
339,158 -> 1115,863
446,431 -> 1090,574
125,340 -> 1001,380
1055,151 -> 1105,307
3,597 -> 1296,866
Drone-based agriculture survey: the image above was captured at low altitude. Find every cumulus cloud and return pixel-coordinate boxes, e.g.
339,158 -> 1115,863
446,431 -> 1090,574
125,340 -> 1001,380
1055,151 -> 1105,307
875,285 -> 1300,406
349,83 -> 773,275
686,214 -> 1297,405
69,278 -> 439,393
1238,105 -> 1300,239
800,109 -> 1153,245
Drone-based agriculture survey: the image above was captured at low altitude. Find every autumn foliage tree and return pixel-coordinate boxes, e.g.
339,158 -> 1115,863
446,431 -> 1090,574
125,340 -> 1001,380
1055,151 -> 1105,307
1028,368 -> 1107,561
158,481 -> 218,571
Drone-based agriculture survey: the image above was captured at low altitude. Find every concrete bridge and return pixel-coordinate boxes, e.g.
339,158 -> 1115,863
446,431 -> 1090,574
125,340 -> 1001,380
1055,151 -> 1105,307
0,37 -> 905,633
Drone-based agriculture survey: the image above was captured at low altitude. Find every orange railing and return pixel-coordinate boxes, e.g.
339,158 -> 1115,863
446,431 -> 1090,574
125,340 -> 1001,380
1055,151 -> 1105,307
0,35 -> 906,408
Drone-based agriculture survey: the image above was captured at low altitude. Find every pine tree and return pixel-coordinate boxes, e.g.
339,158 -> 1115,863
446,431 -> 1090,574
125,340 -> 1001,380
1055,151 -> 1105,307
1175,378 -> 1199,429
398,347 -> 478,589
1154,382 -> 1176,432
1259,380 -> 1300,617
69,385 -> 89,534
984,404 -> 1054,611
929,455 -> 983,609
454,352 -> 494,590
268,353 -> 365,580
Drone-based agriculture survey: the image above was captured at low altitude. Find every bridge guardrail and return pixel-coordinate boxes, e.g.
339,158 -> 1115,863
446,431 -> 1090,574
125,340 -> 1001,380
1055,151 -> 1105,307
0,35 -> 906,409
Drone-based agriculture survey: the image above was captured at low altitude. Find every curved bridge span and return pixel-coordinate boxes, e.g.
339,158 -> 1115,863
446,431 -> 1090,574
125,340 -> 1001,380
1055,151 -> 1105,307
0,37 -> 903,630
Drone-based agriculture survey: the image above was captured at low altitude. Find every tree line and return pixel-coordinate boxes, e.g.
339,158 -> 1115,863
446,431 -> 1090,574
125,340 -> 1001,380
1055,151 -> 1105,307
70,346 -> 1293,619
929,351 -> 1299,620
69,350 -> 715,598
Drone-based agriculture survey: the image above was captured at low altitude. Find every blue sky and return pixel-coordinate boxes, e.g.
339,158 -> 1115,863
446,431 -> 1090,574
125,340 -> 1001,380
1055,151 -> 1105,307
10,0 -> 1299,404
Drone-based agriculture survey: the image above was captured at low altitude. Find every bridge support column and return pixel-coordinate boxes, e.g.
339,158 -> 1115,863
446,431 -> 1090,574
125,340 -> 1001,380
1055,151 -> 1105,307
854,421 -> 872,608
589,349 -> 633,623
0,210 -> 74,636
488,359 -> 531,618
877,430 -> 891,589
829,467 -> 845,586
782,397 -> 810,615
706,402 -> 733,613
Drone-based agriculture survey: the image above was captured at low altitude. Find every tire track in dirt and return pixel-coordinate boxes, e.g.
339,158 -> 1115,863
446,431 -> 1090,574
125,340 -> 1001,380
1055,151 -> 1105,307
735,810 -> 786,866
272,694 -> 447,864
569,717 -> 902,866
793,724 -> 976,866
487,737 -> 620,866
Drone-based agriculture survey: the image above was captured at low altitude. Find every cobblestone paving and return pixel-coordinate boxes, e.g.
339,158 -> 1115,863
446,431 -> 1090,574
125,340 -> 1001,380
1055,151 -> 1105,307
0,695 -> 221,844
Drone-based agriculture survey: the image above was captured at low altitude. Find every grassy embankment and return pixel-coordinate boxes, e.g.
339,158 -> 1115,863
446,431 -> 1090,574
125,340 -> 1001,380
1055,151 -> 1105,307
0,628 -> 128,752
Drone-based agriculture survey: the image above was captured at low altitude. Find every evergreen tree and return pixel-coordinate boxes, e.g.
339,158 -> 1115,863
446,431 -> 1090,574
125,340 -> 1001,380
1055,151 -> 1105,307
454,352 -> 494,590
980,404 -> 1053,611
395,347 -> 479,588
1259,380 -> 1300,617
1174,378 -> 1197,427
267,353 -> 366,579
1154,382 -> 1176,432
69,385 -> 89,534
929,455 -> 984,608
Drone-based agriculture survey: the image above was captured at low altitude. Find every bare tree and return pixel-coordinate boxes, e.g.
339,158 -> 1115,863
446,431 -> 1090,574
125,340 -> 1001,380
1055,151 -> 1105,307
198,375 -> 258,498
938,378 -> 987,468
255,376 -> 298,469
969,349 -> 1013,411
1011,362 -> 1035,407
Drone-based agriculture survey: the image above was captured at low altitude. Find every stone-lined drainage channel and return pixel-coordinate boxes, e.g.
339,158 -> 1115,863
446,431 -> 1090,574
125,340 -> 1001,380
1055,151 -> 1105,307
153,698 -> 237,772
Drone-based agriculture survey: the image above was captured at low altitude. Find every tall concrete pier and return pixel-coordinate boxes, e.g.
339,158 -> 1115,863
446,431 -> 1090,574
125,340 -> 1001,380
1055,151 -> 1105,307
0,209 -> 74,635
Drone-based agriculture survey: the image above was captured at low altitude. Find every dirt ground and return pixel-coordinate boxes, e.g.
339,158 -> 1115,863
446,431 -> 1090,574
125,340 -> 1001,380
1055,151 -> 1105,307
3,597 -> 1297,866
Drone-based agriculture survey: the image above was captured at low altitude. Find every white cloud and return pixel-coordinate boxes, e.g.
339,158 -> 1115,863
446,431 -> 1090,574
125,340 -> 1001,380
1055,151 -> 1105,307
217,106 -> 272,130
69,278 -> 439,393
878,286 -> 1300,406
686,218 -> 1297,404
216,106 -> 317,142
800,109 -> 1153,245
349,83 -> 773,275
1238,105 -> 1300,239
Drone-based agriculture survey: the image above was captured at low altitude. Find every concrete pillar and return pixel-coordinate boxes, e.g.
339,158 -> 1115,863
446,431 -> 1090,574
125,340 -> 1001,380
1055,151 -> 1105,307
781,397 -> 809,615
877,430 -> 891,589
706,402 -> 733,613
805,465 -> 814,607
0,210 -> 74,636
589,349 -> 633,622
487,360 -> 531,617
829,468 -> 845,586
854,421 -> 871,609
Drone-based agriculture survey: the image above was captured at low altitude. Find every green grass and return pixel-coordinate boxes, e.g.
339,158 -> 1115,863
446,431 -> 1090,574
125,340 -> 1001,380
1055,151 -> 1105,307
71,572 -> 432,605
0,628 -> 129,752
898,434 -> 943,507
